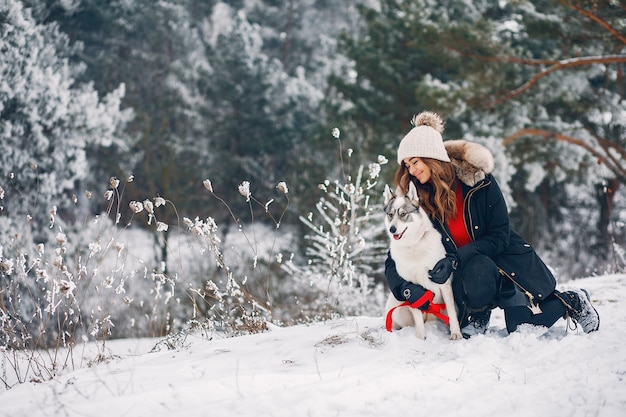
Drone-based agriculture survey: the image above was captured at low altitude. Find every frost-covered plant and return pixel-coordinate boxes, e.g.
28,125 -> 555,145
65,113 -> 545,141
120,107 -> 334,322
283,127 -> 388,320
181,179 -> 290,334
0,174 -> 177,389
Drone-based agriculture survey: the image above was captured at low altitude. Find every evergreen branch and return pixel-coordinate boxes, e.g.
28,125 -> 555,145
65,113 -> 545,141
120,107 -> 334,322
490,55 -> 626,107
560,0 -> 626,45
588,129 -> 626,178
444,44 -> 557,66
503,128 -> 626,184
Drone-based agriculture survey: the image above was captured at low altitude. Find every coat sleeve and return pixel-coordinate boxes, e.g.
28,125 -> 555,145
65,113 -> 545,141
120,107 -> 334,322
385,252 -> 430,309
456,176 -> 511,265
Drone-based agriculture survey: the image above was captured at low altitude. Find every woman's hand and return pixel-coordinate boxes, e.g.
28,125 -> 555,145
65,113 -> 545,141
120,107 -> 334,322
428,254 -> 458,284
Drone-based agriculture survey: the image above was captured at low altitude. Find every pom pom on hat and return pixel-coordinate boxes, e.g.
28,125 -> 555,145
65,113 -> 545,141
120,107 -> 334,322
397,111 -> 450,164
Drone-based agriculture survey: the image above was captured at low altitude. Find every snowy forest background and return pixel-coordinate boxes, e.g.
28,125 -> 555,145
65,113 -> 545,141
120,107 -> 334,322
1,0 -> 625,389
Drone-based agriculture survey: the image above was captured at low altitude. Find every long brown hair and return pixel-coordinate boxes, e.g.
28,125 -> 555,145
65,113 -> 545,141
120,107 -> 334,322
394,158 -> 458,223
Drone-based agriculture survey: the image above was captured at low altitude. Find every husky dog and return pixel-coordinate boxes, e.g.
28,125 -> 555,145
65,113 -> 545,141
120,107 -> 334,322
384,182 -> 462,340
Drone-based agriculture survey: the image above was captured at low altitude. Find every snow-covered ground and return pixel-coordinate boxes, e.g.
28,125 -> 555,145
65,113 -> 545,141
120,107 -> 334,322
1,274 -> 624,417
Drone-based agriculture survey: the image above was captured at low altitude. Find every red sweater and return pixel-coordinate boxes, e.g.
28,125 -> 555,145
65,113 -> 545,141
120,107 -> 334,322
447,186 -> 472,247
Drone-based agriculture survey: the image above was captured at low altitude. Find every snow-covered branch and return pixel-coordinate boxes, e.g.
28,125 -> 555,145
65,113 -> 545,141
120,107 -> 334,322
490,55 -> 626,106
503,128 -> 626,184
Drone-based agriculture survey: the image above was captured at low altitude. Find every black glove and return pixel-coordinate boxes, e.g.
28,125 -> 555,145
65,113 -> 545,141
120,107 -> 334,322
428,254 -> 458,284
455,244 -> 477,265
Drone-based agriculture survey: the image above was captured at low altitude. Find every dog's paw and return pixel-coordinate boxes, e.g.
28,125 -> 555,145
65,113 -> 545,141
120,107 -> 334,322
414,331 -> 426,340
450,332 -> 463,340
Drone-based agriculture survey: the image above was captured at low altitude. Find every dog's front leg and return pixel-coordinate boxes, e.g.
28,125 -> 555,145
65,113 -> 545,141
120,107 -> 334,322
441,283 -> 462,340
411,308 -> 427,339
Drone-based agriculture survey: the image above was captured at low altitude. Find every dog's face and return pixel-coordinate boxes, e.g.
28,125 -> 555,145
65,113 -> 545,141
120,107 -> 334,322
383,183 -> 430,242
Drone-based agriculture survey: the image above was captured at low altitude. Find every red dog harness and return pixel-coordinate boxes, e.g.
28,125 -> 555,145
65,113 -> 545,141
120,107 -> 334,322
385,290 -> 450,332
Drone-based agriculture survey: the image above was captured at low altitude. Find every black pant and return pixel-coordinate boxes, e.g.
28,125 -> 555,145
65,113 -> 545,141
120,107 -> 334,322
453,255 -> 499,327
453,255 -> 566,332
504,294 -> 566,333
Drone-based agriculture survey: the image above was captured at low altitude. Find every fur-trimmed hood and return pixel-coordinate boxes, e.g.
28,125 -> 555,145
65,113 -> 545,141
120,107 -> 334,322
444,140 -> 495,187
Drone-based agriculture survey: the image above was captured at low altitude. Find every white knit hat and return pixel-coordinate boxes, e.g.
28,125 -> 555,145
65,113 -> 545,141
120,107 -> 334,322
396,111 -> 450,164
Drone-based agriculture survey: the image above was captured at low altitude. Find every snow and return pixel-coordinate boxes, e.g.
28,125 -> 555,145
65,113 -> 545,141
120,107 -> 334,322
1,274 -> 625,417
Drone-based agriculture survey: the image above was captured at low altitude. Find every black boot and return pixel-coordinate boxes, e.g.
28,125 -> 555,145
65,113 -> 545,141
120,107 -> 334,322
461,309 -> 491,338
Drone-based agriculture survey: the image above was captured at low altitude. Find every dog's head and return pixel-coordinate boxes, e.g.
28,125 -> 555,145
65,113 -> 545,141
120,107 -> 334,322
383,182 -> 430,242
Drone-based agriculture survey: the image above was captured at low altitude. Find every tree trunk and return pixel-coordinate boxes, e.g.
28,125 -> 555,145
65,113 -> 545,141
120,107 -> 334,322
595,178 -> 619,251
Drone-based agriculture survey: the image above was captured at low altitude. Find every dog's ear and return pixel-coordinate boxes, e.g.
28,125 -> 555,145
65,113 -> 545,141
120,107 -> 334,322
383,184 -> 395,205
407,181 -> 419,203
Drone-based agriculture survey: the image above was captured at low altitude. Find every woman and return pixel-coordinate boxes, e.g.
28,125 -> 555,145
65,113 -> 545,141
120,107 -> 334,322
385,111 -> 600,337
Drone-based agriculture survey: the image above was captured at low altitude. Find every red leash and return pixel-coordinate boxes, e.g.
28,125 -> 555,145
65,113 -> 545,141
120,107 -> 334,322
385,290 -> 450,332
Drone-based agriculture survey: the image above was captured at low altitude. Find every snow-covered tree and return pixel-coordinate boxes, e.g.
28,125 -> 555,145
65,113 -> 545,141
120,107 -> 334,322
182,5 -> 322,209
466,0 -> 626,276
0,0 -> 132,242
281,130 -> 389,320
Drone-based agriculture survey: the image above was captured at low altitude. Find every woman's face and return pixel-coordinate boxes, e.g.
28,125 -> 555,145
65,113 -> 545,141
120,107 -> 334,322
404,157 -> 431,184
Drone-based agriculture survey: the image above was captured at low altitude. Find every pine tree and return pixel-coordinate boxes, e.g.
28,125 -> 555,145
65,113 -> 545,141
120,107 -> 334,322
189,6 -> 321,211
463,0 -> 626,275
0,0 -> 132,243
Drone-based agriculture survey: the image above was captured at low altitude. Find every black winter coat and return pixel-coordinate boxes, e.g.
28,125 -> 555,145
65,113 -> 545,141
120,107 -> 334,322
433,173 -> 556,306
385,140 -> 556,308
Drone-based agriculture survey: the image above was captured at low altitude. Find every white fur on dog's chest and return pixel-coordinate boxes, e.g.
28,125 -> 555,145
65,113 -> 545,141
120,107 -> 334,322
390,231 -> 446,296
